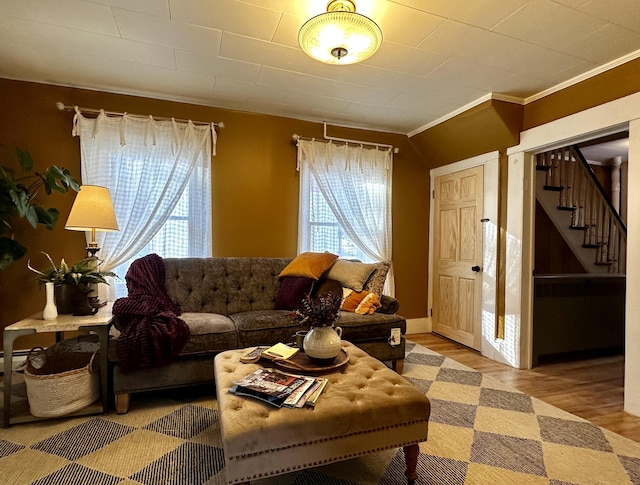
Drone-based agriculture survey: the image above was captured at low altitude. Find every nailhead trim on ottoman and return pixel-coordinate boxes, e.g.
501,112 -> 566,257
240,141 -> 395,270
214,341 -> 430,484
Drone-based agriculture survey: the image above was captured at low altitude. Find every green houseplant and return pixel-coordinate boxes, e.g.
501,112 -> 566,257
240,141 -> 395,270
28,252 -> 116,286
0,146 -> 79,270
28,252 -> 117,315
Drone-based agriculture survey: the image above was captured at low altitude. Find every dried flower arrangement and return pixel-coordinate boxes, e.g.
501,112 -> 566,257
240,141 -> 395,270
291,292 -> 342,327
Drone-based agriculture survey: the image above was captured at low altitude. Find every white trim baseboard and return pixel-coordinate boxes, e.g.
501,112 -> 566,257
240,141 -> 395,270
406,317 -> 430,334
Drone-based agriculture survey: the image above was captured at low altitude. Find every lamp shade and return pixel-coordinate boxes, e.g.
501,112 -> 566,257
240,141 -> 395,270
298,0 -> 382,65
65,185 -> 119,232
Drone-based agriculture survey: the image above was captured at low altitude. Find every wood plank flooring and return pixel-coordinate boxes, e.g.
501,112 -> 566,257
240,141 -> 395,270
410,332 -> 640,443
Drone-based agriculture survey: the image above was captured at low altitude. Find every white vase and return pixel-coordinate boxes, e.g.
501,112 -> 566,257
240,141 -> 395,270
303,325 -> 342,363
42,282 -> 58,321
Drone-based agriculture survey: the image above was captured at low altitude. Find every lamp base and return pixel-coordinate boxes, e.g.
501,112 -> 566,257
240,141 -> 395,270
86,245 -> 100,258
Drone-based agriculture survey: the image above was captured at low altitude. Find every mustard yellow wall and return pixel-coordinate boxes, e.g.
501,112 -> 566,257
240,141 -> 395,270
0,78 -> 430,347
4,57 -> 638,348
409,100 -> 524,167
523,58 -> 640,130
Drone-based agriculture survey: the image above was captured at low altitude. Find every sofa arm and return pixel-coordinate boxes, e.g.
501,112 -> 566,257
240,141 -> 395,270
378,295 -> 400,314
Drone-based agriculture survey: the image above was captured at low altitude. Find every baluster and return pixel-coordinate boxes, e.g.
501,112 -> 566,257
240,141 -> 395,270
575,167 -> 584,227
554,149 -> 562,187
568,150 -> 576,208
596,200 -> 606,264
559,148 -> 567,207
610,221 -> 618,273
583,183 -> 592,245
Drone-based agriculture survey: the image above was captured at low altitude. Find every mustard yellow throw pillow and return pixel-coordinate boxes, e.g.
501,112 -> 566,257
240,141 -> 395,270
341,288 -> 381,315
279,251 -> 338,280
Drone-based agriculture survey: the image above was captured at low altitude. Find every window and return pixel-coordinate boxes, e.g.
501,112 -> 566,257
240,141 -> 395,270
297,139 -> 394,294
305,182 -> 370,262
112,170 -> 210,297
73,111 -> 213,299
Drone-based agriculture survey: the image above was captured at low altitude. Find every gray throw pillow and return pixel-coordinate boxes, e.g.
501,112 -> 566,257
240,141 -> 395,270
325,259 -> 377,292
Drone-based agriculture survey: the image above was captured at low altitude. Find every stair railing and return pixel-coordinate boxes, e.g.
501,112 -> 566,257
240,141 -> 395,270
535,146 -> 626,273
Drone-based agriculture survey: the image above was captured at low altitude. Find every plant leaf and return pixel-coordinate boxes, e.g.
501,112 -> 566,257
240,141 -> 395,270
16,148 -> 33,172
25,205 -> 39,228
34,206 -> 59,230
42,165 -> 80,194
9,188 -> 29,217
0,237 -> 27,270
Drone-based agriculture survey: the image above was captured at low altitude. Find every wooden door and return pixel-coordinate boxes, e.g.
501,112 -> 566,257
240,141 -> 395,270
432,166 -> 484,350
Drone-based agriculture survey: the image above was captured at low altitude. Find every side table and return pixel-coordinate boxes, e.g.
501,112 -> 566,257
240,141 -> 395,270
2,302 -> 113,427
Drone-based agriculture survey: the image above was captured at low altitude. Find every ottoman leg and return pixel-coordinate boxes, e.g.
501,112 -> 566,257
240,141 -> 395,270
403,444 -> 419,484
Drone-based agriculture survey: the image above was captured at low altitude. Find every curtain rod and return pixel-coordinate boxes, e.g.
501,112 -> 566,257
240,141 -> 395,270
292,122 -> 399,154
55,102 -> 224,128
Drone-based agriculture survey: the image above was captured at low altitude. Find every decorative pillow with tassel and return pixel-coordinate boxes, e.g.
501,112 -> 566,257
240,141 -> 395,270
341,288 -> 381,315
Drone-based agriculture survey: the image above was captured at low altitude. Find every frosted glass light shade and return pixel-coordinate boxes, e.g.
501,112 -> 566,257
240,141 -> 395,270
65,185 -> 119,233
298,1 -> 382,65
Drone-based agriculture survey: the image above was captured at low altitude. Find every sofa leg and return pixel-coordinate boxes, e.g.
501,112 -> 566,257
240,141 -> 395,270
392,359 -> 404,374
115,393 -> 130,414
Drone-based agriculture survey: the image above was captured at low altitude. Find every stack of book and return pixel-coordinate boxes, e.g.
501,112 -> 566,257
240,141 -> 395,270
230,367 -> 327,408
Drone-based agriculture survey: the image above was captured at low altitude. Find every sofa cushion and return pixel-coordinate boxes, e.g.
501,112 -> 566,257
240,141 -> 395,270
278,252 -> 338,280
109,312 -> 238,361
274,277 -> 314,310
232,310 -> 302,348
336,311 -> 405,342
325,259 -> 377,292
180,313 -> 238,354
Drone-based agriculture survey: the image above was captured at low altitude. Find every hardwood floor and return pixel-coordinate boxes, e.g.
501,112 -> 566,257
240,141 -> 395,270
409,332 -> 640,443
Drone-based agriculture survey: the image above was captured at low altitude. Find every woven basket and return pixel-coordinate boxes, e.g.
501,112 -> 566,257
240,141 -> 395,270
24,347 -> 100,418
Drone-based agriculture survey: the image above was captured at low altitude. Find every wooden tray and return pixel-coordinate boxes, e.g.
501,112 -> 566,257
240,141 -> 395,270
272,349 -> 349,374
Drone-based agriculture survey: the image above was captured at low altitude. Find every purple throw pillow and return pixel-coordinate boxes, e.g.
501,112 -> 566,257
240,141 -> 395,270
274,277 -> 315,310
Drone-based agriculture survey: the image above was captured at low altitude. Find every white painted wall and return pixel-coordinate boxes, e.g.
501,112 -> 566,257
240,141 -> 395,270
625,119 -> 640,415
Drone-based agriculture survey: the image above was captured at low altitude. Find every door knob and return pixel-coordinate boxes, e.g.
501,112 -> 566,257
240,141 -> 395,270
471,265 -> 481,272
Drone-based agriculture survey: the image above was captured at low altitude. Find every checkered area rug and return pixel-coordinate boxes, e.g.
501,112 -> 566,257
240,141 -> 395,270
2,341 -> 640,484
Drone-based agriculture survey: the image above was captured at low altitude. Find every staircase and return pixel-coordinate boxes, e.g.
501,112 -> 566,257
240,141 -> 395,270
535,145 -> 626,274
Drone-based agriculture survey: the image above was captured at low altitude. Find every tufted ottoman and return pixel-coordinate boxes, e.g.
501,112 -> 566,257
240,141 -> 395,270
214,341 -> 430,484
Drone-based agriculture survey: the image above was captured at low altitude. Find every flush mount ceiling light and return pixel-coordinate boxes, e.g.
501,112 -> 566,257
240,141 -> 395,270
298,0 -> 383,65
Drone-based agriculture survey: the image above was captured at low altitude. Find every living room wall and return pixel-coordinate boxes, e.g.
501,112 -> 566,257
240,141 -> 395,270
0,78 -> 429,348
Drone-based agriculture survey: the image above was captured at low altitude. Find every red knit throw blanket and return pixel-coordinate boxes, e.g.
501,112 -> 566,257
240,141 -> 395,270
113,254 -> 190,373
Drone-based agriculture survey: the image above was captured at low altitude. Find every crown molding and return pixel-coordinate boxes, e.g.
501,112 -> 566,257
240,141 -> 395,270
409,48 -> 640,138
524,48 -> 640,105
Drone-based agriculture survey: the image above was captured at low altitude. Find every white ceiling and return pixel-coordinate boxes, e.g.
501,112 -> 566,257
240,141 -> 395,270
580,137 -> 629,163
2,0 -> 640,135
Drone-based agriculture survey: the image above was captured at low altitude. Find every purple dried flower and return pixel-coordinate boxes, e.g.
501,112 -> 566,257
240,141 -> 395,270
291,291 -> 342,327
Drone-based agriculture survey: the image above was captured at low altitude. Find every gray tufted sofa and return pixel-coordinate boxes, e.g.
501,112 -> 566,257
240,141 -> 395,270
109,257 -> 406,413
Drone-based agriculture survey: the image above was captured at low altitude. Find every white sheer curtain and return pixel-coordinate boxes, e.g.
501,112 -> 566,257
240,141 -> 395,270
297,139 -> 394,295
73,110 -> 214,298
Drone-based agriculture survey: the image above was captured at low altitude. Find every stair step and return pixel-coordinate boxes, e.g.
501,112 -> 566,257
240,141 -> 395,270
583,244 -> 601,248
595,261 -> 613,265
557,205 -> 576,211
544,185 -> 564,191
570,225 -> 588,230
